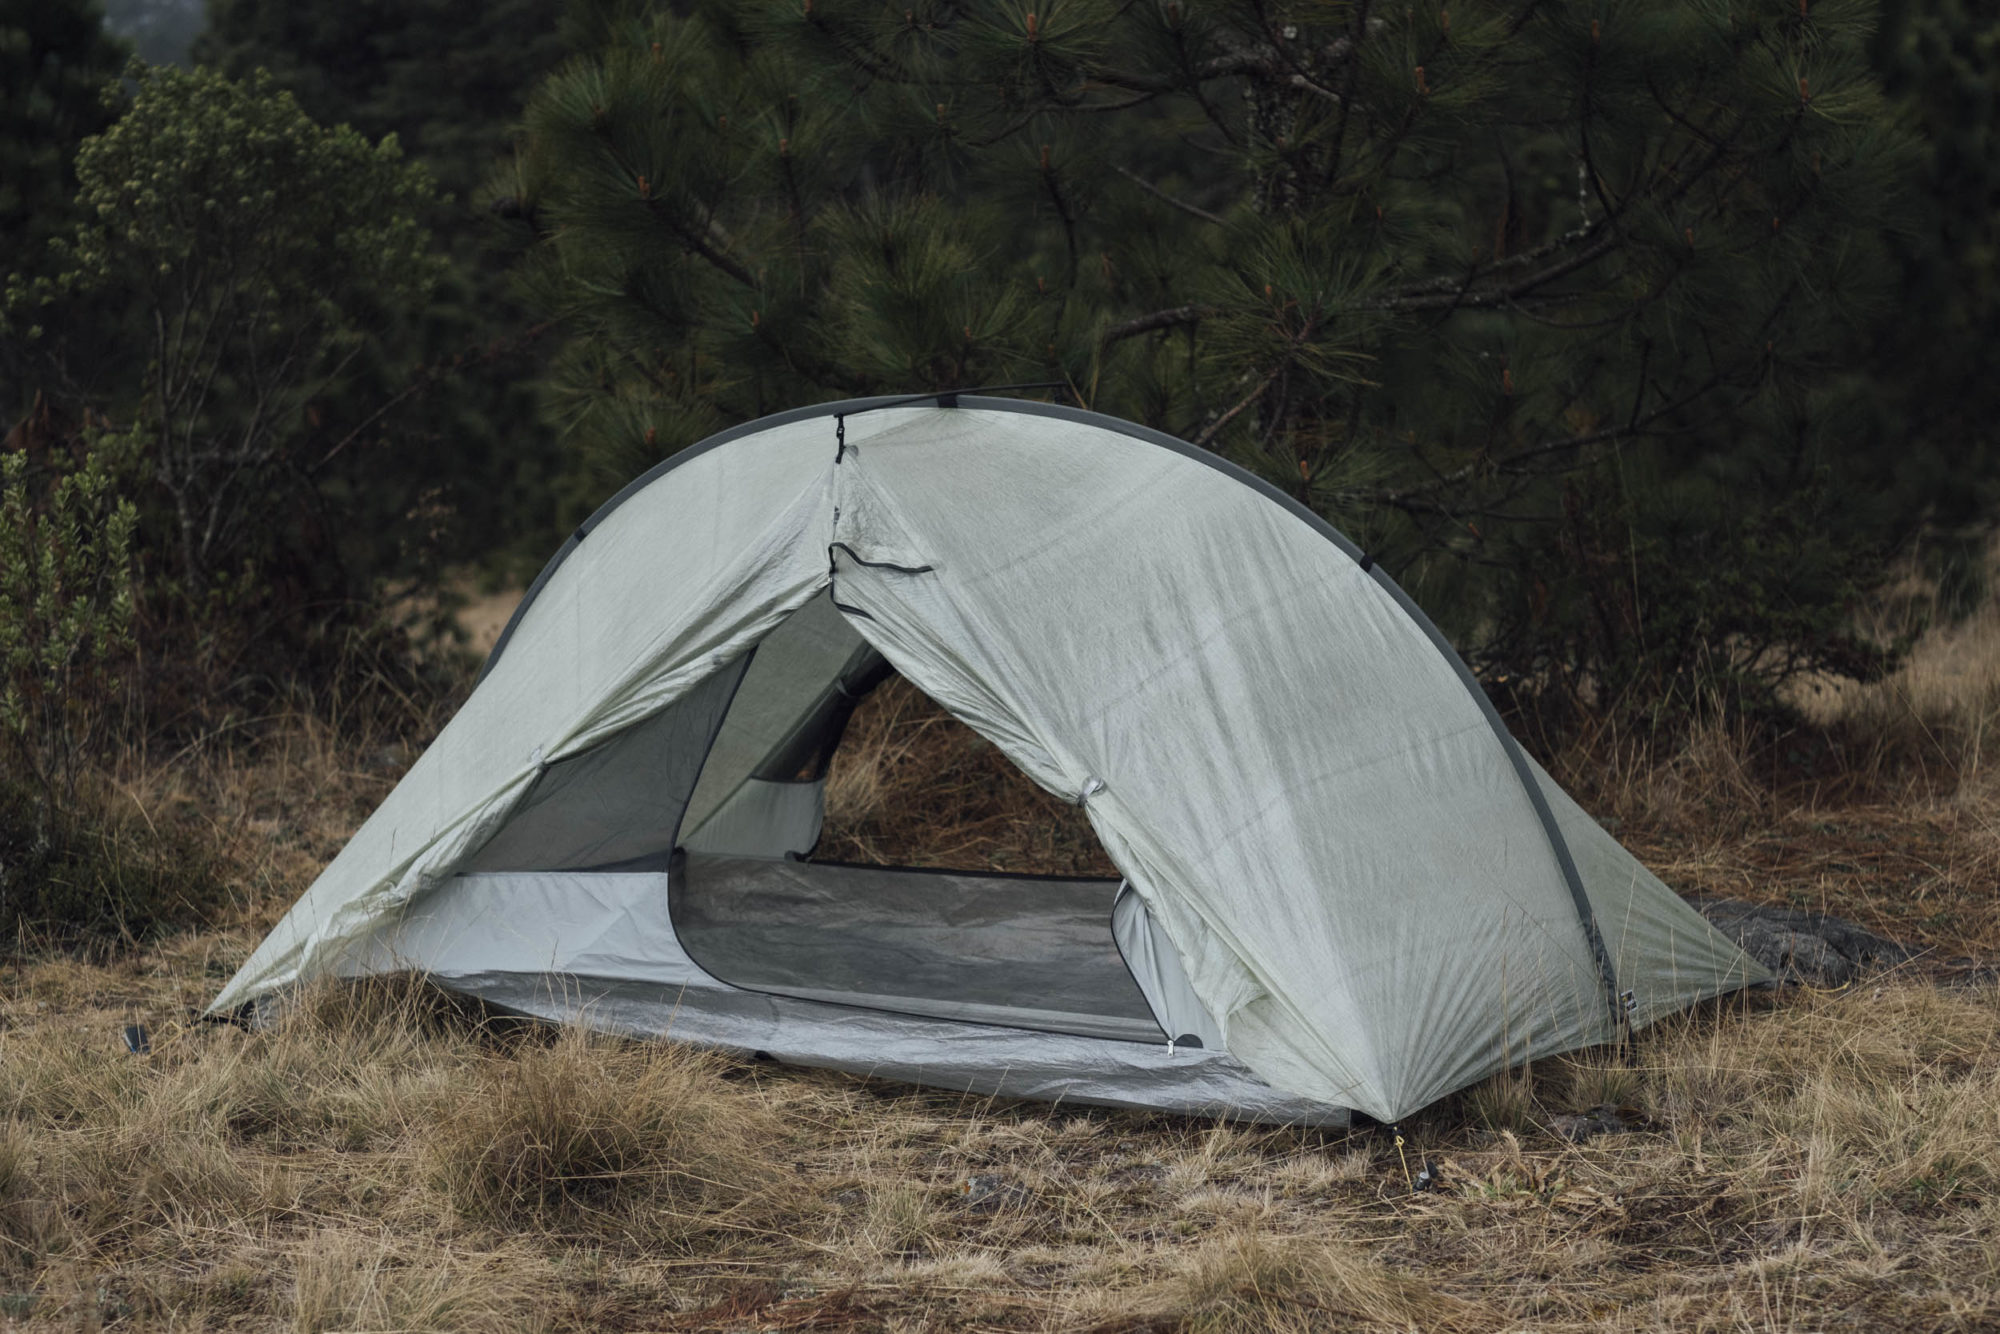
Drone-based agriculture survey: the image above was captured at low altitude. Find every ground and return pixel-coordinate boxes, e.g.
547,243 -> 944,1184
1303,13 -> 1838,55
2,613 -> 1999,1332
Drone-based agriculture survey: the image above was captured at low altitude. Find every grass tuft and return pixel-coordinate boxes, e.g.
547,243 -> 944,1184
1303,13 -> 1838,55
1156,1228 -> 1477,1333
0,775 -> 226,952
0,1119 -> 41,1280
292,1230 -> 548,1334
426,1025 -> 783,1246
1463,1071 -> 1535,1134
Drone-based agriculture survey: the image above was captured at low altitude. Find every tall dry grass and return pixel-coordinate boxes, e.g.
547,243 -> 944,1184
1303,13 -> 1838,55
290,1230 -> 549,1334
1806,594 -> 2000,791
0,904 -> 1991,1330
819,675 -> 1115,875
428,1026 -> 785,1246
0,971 -> 804,1328
1,582 -> 1998,1328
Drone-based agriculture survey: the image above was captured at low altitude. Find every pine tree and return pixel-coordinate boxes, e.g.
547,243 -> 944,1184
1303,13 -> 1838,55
1868,0 -> 2000,606
512,0 -> 1921,727
0,0 -> 126,268
195,0 -> 568,216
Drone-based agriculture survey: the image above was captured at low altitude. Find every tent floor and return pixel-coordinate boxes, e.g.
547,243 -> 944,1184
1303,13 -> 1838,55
426,968 -> 1350,1126
674,854 -> 1168,1044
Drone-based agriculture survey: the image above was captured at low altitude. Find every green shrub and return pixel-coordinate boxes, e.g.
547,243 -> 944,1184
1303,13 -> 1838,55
0,432 -> 230,950
0,438 -> 136,833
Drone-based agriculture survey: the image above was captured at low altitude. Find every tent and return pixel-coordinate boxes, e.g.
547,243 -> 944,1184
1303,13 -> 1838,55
211,396 -> 1766,1125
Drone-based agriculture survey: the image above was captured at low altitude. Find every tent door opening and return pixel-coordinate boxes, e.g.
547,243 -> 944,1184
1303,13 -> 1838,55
665,598 -> 1220,1046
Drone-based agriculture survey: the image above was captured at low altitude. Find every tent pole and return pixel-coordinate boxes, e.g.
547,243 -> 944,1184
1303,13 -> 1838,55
1359,567 -> 1633,1046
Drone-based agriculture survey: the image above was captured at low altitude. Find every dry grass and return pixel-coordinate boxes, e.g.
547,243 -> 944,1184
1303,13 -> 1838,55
0,627 -> 1998,1328
819,676 -> 1116,875
1803,591 -> 2000,788
1,883 -> 1992,1329
1538,618 -> 2000,966
290,1229 -> 550,1334
3,968 -> 1979,1331
427,1026 -> 785,1246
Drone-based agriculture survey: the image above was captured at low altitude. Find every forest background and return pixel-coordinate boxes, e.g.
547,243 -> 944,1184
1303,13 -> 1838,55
0,0 -> 1993,937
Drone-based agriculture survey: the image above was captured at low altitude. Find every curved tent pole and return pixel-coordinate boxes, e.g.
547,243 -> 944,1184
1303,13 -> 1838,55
475,393 -> 1631,1041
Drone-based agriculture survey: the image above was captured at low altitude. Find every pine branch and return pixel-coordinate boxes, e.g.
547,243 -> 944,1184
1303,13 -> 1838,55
642,197 -> 756,288
1376,374 -> 1724,507
1364,233 -> 1622,312
1099,305 -> 1223,347
1042,148 -> 1081,279
1325,0 -> 1369,187
1193,362 -> 1287,448
1111,165 -> 1227,225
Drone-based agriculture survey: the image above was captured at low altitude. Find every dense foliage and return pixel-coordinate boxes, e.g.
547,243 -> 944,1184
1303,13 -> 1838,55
0,0 -> 124,276
1869,0 -> 2000,606
3,47 -> 461,772
509,0 -> 1921,722
0,440 -> 136,828
194,0 -> 574,578
196,0 -> 567,213
0,0 -> 129,416
0,431 -> 218,948
0,0 -> 1995,950
3,2 -> 551,795
49,64 -> 442,594
1,0 -> 1996,769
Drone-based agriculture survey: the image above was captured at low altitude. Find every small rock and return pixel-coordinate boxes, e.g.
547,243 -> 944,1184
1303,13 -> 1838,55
1551,1104 -> 1634,1142
1694,898 -> 1912,986
956,1173 -> 1031,1214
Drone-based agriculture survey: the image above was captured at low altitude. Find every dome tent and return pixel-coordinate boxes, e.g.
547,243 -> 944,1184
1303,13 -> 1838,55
211,395 -> 1765,1125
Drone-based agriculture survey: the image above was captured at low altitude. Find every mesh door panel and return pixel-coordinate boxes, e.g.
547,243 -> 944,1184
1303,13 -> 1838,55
462,658 -> 749,873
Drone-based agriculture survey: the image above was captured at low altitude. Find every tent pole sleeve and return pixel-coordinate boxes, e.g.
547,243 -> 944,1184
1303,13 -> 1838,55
1362,570 -> 1629,1041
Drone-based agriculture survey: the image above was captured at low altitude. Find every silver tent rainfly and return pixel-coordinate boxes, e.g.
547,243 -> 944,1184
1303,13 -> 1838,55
213,397 -> 1766,1125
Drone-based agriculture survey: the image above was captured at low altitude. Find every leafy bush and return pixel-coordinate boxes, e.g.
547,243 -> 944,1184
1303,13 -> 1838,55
0,437 -> 137,834
45,62 -> 441,594
0,434 -> 227,948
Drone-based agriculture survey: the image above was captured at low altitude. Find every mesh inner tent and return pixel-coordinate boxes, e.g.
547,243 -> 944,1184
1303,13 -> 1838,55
672,853 -> 1166,1044
460,655 -> 752,874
